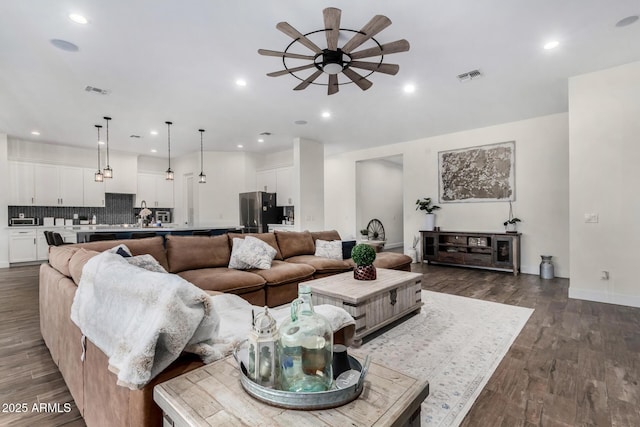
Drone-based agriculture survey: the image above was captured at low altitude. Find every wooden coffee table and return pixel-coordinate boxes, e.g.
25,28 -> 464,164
306,268 -> 423,347
154,355 -> 429,427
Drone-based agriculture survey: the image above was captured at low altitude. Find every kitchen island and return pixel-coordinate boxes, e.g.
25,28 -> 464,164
75,225 -> 243,243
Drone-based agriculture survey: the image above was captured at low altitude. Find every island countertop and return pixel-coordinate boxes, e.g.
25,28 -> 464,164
74,225 -> 244,243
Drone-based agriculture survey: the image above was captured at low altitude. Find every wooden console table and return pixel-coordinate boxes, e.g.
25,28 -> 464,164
421,230 -> 521,275
154,355 -> 429,426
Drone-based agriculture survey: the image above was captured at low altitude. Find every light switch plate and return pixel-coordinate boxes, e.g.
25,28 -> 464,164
584,213 -> 599,223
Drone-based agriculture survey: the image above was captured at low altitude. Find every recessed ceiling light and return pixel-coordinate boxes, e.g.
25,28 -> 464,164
294,120 -> 307,125
68,13 -> 88,24
543,40 -> 560,50
50,39 -> 79,52
258,138 -> 264,143
31,131 -> 40,136
150,130 -> 158,136
235,79 -> 247,87
237,144 -> 244,148
150,149 -> 157,153
403,84 -> 416,93
321,111 -> 331,118
616,15 -> 639,27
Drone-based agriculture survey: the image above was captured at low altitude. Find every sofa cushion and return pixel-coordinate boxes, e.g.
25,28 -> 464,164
275,230 -> 316,259
314,239 -> 343,260
69,248 -> 100,284
127,254 -> 168,273
49,245 -> 80,277
231,236 -> 276,270
166,235 -> 230,273
72,237 -> 169,271
250,260 -> 315,286
285,255 -> 354,275
228,238 -> 252,270
228,232 -> 283,260
311,230 -> 341,242
177,268 -> 265,293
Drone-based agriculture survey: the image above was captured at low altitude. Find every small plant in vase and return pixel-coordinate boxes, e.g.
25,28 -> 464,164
359,229 -> 369,240
351,243 -> 377,281
503,201 -> 521,233
415,197 -> 441,231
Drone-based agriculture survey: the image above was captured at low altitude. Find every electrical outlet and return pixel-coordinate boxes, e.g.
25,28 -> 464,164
584,213 -> 599,223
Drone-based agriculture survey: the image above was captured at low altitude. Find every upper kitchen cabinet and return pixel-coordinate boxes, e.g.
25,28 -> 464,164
103,152 -> 137,194
137,173 -> 174,208
33,164 -> 84,206
83,168 -> 105,207
276,167 -> 294,206
256,170 -> 277,193
8,162 -> 35,205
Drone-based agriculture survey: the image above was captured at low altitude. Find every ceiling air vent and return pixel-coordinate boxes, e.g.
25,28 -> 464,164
84,85 -> 110,95
259,132 -> 272,136
129,135 -> 141,139
457,69 -> 482,82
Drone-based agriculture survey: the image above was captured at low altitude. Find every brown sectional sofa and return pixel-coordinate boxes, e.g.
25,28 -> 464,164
40,230 -> 411,426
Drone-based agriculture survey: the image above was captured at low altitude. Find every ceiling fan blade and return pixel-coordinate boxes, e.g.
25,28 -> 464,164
323,7 -> 341,51
258,49 -> 315,60
349,39 -> 411,60
294,69 -> 324,90
342,68 -> 373,91
276,22 -> 323,54
349,61 -> 399,75
341,15 -> 392,54
328,74 -> 339,95
267,63 -> 316,77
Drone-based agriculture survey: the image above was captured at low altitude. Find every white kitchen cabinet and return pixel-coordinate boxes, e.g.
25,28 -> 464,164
9,230 -> 37,263
8,162 -> 35,205
256,170 -> 277,193
32,164 -> 84,206
36,230 -> 49,261
276,167 -> 294,206
83,168 -> 106,207
137,173 -> 174,208
104,152 -> 138,194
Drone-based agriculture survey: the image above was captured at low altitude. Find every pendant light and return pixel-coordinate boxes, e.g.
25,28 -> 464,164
165,121 -> 174,180
198,129 -> 206,183
94,124 -> 104,182
103,116 -> 113,178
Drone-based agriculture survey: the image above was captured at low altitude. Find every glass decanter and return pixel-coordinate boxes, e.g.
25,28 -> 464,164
278,284 -> 333,392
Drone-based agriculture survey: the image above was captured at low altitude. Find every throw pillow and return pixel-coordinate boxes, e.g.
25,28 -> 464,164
315,239 -> 343,260
126,254 -> 167,273
235,236 -> 277,269
228,238 -> 252,270
108,244 -> 132,257
341,240 -> 357,260
69,248 -> 100,284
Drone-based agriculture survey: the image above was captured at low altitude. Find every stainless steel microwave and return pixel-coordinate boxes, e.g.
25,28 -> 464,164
10,218 -> 38,226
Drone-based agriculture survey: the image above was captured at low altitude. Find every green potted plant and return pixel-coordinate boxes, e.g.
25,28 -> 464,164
415,197 -> 441,231
351,243 -> 377,280
503,201 -> 521,233
359,228 -> 369,240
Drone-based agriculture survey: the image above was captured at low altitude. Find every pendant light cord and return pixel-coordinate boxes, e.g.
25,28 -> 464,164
166,121 -> 172,169
104,117 -> 111,166
96,125 -> 102,168
199,129 -> 204,172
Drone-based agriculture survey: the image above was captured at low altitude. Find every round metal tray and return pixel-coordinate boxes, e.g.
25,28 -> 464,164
233,342 -> 369,410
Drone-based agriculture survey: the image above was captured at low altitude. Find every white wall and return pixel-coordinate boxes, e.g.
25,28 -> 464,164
356,158 -> 403,248
255,149 -> 293,170
568,61 -> 640,307
0,134 -> 9,268
326,113 -> 570,277
294,138 -> 324,231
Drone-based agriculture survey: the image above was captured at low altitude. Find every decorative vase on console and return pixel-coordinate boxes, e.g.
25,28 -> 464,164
351,243 -> 377,281
415,197 -> 441,231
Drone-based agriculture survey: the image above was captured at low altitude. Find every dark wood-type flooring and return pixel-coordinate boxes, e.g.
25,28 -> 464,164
1,262 -> 639,426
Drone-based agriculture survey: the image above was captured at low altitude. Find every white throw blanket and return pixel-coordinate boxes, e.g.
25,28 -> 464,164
70,252 -> 232,390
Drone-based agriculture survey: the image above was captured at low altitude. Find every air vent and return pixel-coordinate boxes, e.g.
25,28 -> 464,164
259,132 -> 272,136
129,135 -> 141,139
84,85 -> 110,95
457,69 -> 483,82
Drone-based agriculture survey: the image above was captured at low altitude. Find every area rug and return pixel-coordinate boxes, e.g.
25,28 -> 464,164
351,290 -> 533,427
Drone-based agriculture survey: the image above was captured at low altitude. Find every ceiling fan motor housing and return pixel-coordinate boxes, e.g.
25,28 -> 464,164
317,49 -> 349,74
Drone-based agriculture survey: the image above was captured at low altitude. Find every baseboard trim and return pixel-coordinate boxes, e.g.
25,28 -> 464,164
385,242 -> 403,249
569,288 -> 640,308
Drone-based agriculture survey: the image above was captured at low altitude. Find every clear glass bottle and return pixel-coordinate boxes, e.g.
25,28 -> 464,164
278,285 -> 333,392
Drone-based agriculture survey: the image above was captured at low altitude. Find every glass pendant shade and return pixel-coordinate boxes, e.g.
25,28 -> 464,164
94,124 -> 104,182
165,121 -> 174,180
198,129 -> 206,184
103,116 -> 113,178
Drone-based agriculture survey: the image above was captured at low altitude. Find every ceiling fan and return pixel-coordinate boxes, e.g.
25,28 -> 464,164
258,7 -> 410,95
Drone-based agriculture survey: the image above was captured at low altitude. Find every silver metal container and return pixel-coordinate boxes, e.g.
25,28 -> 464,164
540,255 -> 554,279
233,341 -> 369,410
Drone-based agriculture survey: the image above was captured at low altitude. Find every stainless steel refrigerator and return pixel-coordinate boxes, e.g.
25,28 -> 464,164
239,192 -> 278,233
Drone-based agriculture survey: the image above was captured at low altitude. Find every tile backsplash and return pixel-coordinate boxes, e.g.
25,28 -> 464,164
7,193 -> 171,226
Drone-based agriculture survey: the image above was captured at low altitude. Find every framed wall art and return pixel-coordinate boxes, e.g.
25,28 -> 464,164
438,141 -> 515,203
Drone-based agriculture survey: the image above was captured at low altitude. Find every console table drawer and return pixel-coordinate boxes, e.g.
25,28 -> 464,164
464,253 -> 492,266
438,252 -> 464,263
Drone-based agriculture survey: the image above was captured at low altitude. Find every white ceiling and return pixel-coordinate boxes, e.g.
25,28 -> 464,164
1,1 -> 639,158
